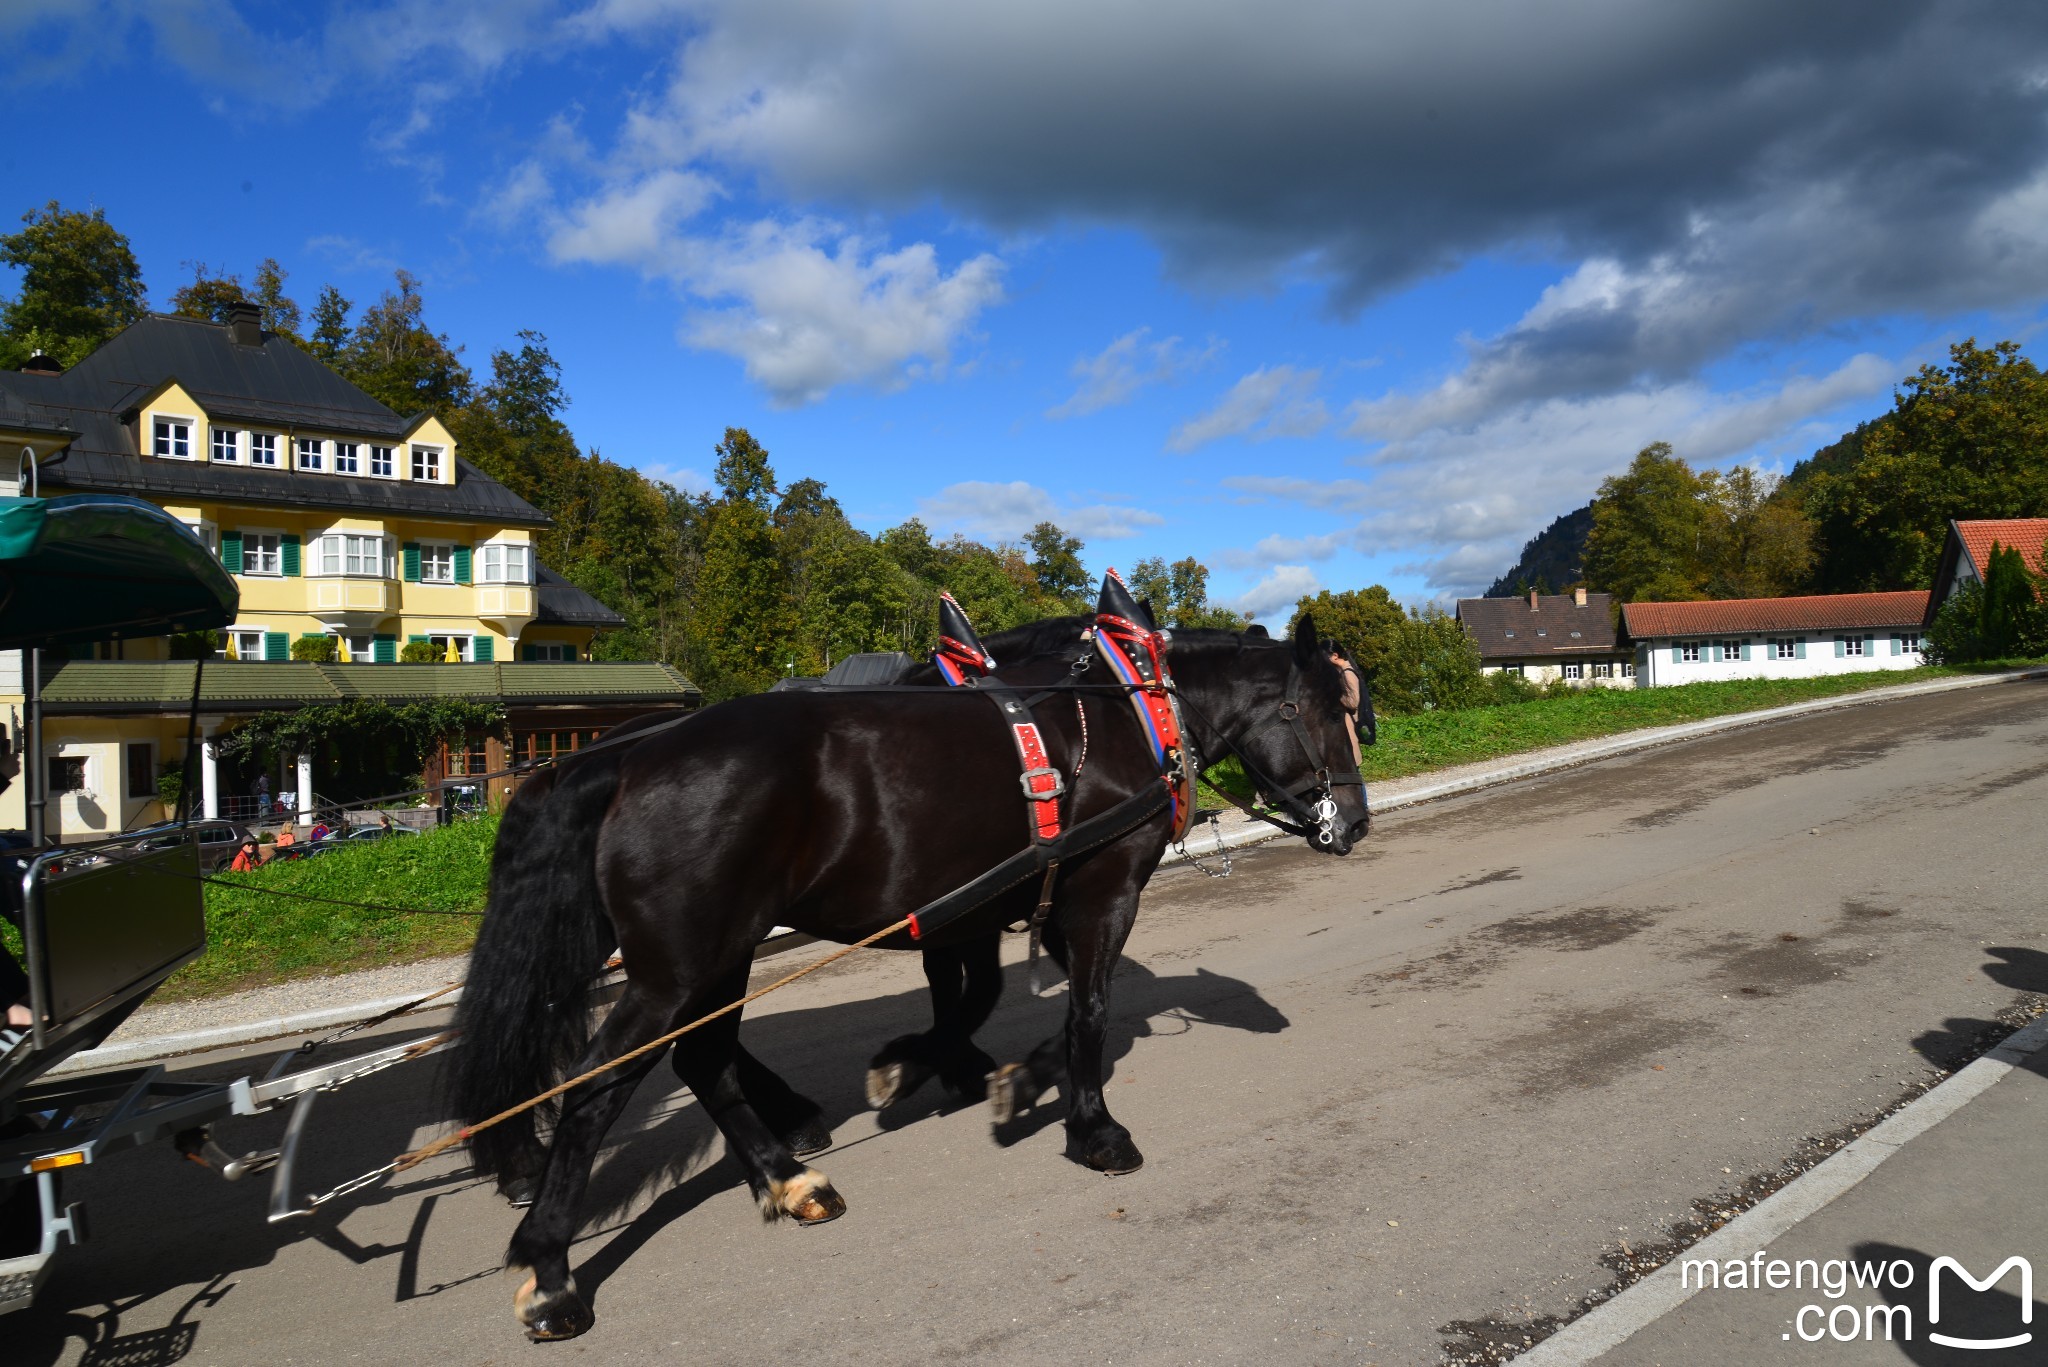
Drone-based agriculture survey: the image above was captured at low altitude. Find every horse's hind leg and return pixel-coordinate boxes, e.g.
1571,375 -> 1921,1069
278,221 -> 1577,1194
675,968 -> 846,1226
734,1043 -> 832,1156
866,945 -> 967,1107
935,933 -> 1003,1100
505,984 -> 680,1341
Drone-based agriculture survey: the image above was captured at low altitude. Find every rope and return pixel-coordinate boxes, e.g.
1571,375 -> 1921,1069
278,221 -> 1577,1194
388,915 -> 914,1175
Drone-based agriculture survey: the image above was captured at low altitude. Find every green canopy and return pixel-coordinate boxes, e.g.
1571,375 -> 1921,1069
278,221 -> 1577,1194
0,495 -> 239,651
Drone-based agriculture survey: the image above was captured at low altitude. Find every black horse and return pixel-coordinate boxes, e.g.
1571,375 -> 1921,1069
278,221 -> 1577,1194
449,611 -> 1367,1340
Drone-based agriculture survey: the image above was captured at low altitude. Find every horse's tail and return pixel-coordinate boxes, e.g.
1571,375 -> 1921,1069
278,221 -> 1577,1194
447,751 -> 623,1181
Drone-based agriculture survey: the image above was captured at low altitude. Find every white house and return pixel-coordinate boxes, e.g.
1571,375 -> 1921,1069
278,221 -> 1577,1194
1622,591 -> 1931,688
1456,588 -> 1635,686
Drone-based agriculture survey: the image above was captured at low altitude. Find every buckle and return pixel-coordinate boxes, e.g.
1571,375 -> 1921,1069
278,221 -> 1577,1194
1018,767 -> 1066,801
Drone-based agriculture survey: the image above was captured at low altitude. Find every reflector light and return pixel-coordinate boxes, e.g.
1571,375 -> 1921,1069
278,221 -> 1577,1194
30,1151 -> 85,1172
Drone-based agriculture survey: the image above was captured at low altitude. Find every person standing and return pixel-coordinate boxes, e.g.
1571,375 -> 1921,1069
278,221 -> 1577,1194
250,773 -> 271,818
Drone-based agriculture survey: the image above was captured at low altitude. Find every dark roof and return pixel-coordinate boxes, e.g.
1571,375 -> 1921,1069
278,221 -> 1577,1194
41,447 -> 551,528
40,660 -> 699,714
0,313 -> 549,528
535,565 -> 627,628
1456,592 -> 1623,660
1621,592 -> 1930,638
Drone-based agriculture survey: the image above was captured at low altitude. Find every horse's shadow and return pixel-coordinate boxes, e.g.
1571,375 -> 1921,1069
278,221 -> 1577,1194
1909,946 -> 2048,1070
572,953 -> 1289,1300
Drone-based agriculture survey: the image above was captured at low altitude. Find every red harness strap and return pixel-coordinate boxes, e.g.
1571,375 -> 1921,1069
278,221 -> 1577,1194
1091,618 -> 1195,840
1010,722 -> 1065,842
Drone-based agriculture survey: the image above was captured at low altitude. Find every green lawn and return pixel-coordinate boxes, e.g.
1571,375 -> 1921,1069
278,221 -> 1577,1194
10,662 -> 2035,1004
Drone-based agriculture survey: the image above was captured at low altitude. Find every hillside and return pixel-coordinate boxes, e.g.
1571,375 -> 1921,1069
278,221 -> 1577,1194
1484,504 -> 1592,597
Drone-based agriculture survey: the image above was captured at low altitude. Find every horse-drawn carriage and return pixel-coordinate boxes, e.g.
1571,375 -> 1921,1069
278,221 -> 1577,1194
1,488 -> 1373,1341
0,493 -> 463,1314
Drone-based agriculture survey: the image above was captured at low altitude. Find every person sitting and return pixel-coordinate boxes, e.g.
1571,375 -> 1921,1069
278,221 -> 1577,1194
229,837 -> 263,872
273,826 -> 297,856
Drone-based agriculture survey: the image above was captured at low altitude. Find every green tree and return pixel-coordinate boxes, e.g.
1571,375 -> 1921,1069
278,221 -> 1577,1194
1699,466 -> 1815,599
1798,341 -> 2048,591
341,270 -> 472,414
0,200 -> 148,366
309,284 -> 352,364
1287,586 -> 1407,676
1128,556 -> 1248,630
1369,608 -> 1485,714
170,262 -> 248,323
1025,522 -> 1089,608
1583,443 -> 1712,602
691,428 -> 797,697
252,259 -> 301,339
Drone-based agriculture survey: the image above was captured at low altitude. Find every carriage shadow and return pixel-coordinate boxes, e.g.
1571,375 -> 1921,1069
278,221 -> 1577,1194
7,953 -> 1287,1356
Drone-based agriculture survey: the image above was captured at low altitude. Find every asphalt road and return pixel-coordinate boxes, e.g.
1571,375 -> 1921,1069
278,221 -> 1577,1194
12,679 -> 2048,1366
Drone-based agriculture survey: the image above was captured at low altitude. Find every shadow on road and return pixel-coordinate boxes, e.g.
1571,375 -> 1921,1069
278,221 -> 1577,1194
1908,947 -> 2048,1070
1853,1243 -> 2043,1365
6,949 -> 1287,1363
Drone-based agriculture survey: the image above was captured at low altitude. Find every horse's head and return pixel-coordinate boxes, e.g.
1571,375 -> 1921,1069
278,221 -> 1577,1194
1210,613 -> 1370,856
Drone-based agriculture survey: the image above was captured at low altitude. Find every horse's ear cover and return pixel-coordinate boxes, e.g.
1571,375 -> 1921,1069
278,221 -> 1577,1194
1096,568 -> 1157,632
1245,623 -> 1270,639
937,591 -> 994,670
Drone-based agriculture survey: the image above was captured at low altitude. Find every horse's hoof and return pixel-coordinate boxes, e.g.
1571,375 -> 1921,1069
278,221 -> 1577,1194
1073,1131 -> 1145,1175
779,1116 -> 834,1157
865,1059 -> 933,1109
986,1063 -> 1028,1126
764,1169 -> 846,1226
940,1047 -> 998,1102
498,1175 -> 538,1209
513,1272 -> 594,1342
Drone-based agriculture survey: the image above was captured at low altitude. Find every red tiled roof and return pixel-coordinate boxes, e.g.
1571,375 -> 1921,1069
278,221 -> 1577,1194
1621,591 -> 1931,638
1956,519 -> 2048,578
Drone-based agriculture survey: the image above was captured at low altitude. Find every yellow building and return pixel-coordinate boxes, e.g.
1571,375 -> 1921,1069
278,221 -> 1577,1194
0,304 -> 697,840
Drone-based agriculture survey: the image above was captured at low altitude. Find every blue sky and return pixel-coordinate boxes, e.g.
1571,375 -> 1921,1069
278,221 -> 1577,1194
7,1 -> 2048,615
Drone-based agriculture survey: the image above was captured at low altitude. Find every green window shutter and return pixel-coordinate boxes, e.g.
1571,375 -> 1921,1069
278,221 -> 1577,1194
521,644 -> 540,661
221,529 -> 243,574
1834,637 -> 1845,658
281,533 -> 301,577
373,633 -> 397,664
402,542 -> 421,582
453,544 -> 472,585
264,631 -> 288,661
1795,639 -> 1807,660
473,635 -> 493,663
1671,645 -> 1682,663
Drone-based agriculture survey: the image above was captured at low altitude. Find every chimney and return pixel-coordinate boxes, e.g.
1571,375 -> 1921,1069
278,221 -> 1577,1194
19,350 -> 61,377
1529,589 -> 1539,611
1574,586 -> 1588,607
226,300 -> 264,347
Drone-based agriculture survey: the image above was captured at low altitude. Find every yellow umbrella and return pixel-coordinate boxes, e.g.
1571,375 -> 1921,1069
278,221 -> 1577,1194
445,638 -> 460,663
336,635 -> 351,663
224,634 -> 239,661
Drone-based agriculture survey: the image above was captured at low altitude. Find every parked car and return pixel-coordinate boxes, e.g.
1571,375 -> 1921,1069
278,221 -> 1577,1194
133,820 -> 258,872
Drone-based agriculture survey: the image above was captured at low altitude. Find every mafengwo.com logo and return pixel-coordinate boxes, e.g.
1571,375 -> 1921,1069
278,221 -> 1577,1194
1679,1249 -> 2034,1348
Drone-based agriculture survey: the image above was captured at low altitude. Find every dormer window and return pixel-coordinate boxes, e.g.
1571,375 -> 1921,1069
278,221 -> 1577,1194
411,444 -> 443,482
250,432 -> 278,467
210,427 -> 240,463
153,417 -> 193,459
296,436 -> 324,471
1504,630 -> 1516,638
369,444 -> 394,478
334,442 -> 360,474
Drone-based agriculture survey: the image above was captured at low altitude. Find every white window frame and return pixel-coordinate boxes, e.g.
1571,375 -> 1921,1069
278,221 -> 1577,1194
426,633 -> 475,663
1898,633 -> 1922,655
419,542 -> 456,584
1841,635 -> 1866,658
152,415 -> 196,460
1772,638 -> 1797,660
1591,662 -> 1613,678
334,441 -> 361,475
1621,660 -> 1637,678
1680,642 -> 1701,663
210,426 -> 241,464
327,631 -> 377,664
313,532 -> 393,579
47,751 -> 92,795
1561,662 -> 1584,680
249,431 -> 280,467
477,542 -> 532,585
1719,639 -> 1744,662
410,444 -> 444,482
241,530 -> 283,577
369,444 -> 395,478
223,626 -> 268,662
296,435 -> 326,471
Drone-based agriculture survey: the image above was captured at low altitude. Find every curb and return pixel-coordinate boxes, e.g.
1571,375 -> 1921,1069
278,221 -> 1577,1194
62,668 -> 2045,1073
1514,1011 -> 2048,1364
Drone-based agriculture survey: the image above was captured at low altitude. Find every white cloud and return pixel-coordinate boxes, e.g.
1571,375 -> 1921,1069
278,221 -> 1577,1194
1047,327 -> 1218,419
1224,353 -> 1898,595
919,480 -> 1165,542
1167,365 -> 1329,452
1233,564 -> 1320,620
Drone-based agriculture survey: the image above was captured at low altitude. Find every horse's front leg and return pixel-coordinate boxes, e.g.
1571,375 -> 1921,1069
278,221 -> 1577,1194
1057,886 -> 1145,1174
